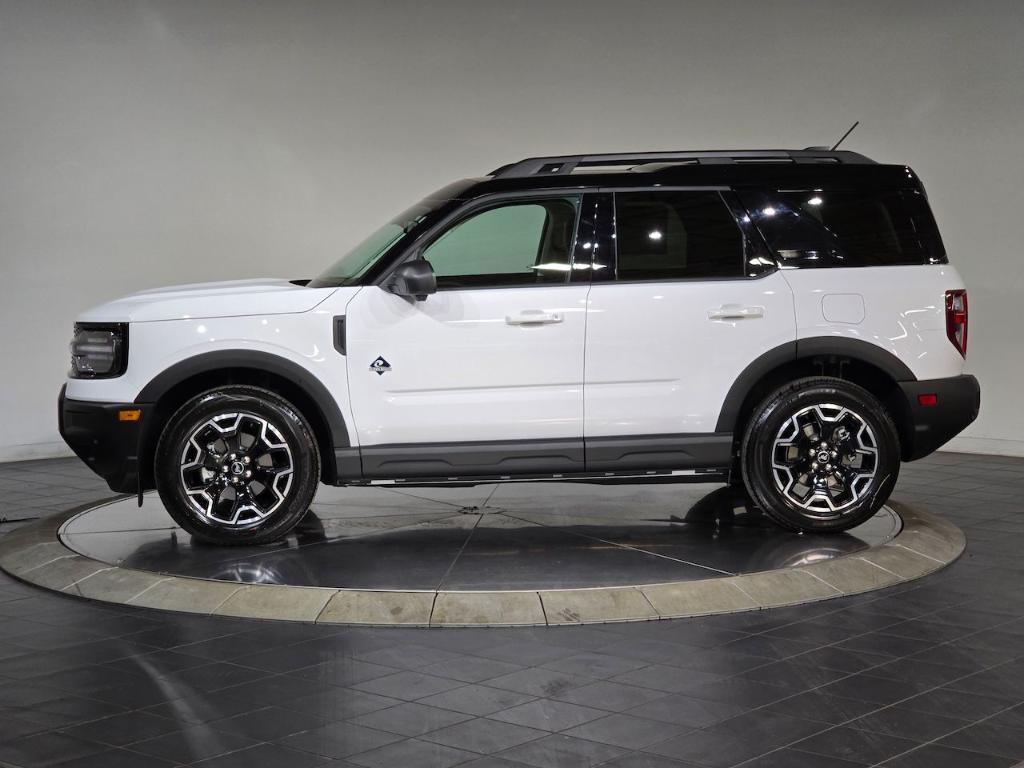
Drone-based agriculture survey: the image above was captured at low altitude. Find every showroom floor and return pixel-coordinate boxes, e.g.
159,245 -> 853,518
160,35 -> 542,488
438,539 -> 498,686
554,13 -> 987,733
56,484 -> 903,591
0,454 -> 1022,768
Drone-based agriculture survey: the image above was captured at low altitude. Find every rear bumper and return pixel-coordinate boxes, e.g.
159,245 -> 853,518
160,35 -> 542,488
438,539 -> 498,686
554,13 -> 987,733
58,384 -> 147,493
898,374 -> 980,461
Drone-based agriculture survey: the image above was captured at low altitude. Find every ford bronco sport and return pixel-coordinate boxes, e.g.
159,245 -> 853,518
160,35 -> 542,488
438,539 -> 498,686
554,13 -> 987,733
59,149 -> 980,544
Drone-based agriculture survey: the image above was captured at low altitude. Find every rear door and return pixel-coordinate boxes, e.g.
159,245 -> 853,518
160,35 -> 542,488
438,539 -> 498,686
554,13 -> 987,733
583,188 -> 795,470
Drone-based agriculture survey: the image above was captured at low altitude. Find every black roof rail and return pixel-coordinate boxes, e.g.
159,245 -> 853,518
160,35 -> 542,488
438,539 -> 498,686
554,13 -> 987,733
490,149 -> 876,178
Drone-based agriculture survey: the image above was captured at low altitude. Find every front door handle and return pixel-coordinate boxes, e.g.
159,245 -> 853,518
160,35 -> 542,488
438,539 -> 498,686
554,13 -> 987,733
708,304 -> 765,320
506,310 -> 563,325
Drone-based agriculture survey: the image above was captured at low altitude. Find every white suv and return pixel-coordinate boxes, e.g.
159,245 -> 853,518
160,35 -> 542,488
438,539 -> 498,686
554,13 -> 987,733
59,149 -> 980,545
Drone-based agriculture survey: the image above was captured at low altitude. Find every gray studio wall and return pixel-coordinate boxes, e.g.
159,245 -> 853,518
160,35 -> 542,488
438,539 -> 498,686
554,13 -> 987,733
1,0 -> 1022,461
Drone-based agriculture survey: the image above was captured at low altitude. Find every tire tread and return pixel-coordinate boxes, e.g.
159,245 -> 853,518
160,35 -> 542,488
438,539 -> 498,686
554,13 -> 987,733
154,385 -> 320,546
740,376 -> 900,533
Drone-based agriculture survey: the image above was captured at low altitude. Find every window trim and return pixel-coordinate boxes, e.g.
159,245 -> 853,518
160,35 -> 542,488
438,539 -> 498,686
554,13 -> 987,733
571,192 -> 612,283
375,189 -> 589,292
600,186 -> 777,285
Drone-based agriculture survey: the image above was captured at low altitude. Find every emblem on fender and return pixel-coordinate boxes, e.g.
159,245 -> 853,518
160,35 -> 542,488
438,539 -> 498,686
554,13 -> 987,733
370,356 -> 392,375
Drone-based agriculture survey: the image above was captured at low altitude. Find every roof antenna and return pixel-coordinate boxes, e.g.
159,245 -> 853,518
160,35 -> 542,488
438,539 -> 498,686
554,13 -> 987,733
830,121 -> 860,151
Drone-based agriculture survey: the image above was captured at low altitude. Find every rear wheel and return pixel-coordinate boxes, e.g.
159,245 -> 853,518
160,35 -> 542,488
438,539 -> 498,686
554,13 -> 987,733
740,377 -> 900,533
154,386 -> 320,545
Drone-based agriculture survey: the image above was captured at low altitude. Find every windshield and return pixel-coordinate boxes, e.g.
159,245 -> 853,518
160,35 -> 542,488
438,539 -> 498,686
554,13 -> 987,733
309,180 -> 477,288
309,203 -> 433,287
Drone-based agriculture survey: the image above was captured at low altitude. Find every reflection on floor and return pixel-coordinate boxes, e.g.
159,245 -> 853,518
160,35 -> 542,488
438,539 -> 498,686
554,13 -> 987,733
0,452 -> 1022,767
61,484 -> 900,590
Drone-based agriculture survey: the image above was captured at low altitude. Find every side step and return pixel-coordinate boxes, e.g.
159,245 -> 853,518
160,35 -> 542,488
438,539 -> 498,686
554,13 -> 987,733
346,468 -> 730,488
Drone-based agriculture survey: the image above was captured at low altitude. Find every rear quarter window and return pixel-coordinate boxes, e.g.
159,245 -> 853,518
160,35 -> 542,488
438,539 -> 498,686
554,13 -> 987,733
738,188 -> 947,267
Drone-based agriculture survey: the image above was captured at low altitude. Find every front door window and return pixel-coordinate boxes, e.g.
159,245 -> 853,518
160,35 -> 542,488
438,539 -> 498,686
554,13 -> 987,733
422,197 -> 581,289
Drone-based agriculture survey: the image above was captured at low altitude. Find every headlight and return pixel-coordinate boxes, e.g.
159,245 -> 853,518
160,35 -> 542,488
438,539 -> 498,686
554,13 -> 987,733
69,323 -> 128,378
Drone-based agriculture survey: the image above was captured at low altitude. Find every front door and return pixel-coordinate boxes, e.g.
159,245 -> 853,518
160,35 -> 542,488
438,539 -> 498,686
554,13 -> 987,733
344,194 -> 591,478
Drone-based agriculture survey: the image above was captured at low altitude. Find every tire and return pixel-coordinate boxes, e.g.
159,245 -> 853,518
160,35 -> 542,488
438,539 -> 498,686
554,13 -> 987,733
154,385 -> 320,545
740,376 -> 900,533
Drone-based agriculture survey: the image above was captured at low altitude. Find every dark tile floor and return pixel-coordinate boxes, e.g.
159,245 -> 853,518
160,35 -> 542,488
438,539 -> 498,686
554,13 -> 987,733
0,452 -> 1021,768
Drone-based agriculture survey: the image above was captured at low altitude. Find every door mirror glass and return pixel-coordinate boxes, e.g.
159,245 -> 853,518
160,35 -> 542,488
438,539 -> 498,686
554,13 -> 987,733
385,259 -> 436,300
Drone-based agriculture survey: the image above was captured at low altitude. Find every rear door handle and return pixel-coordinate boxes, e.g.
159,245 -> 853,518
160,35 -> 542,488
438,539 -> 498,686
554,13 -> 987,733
506,310 -> 563,325
708,304 -> 765,320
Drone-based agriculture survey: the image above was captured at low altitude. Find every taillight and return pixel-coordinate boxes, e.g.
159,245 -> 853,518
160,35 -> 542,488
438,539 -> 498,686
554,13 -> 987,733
945,289 -> 968,357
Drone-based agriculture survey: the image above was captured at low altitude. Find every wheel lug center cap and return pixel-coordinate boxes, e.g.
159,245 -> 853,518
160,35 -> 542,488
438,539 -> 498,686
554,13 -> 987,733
816,451 -> 831,464
229,460 -> 245,476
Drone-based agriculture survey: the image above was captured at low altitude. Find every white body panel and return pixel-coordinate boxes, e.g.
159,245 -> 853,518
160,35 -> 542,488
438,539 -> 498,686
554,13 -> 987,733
66,287 -> 362,446
782,264 -> 967,381
66,265 -> 968,454
343,284 -> 589,445
584,272 -> 796,436
77,278 -> 337,323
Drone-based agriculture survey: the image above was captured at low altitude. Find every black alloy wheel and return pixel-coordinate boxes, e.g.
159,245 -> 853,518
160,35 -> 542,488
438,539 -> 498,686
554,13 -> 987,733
155,385 -> 320,545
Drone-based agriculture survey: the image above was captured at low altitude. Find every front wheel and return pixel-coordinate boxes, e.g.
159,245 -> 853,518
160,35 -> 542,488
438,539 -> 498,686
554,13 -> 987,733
740,377 -> 900,533
154,385 -> 320,545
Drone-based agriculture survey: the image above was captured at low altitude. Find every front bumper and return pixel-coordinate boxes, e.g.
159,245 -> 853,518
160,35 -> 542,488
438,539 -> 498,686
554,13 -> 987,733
898,374 -> 980,461
58,384 -> 147,493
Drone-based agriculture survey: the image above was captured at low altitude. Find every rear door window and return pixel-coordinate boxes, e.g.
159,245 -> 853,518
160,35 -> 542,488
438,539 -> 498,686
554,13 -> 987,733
613,191 -> 746,280
738,189 -> 946,267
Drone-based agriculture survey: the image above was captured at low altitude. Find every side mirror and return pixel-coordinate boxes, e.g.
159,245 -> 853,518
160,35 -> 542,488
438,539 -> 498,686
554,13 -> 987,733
385,259 -> 436,301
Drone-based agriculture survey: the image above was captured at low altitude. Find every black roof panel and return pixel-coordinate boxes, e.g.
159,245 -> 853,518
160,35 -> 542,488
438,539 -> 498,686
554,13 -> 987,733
453,152 -> 919,199
490,149 -> 876,178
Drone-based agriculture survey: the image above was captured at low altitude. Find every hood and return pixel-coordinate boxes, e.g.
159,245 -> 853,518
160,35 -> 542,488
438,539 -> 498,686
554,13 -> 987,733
77,278 -> 338,323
